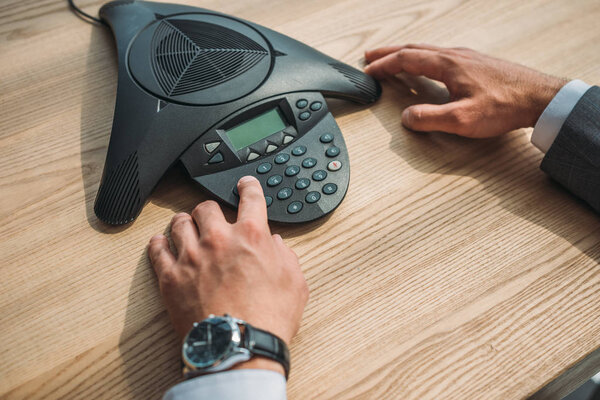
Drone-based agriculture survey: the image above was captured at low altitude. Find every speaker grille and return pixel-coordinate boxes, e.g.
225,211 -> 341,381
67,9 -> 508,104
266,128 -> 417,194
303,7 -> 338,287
151,19 -> 269,97
330,62 -> 380,101
94,151 -> 141,225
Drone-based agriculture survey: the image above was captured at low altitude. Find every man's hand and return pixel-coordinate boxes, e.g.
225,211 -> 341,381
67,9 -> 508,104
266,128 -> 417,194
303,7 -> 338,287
364,44 -> 567,137
147,176 -> 309,375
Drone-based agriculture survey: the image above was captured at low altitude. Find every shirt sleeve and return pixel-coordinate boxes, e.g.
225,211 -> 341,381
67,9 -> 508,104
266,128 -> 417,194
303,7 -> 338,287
163,369 -> 287,400
531,79 -> 592,153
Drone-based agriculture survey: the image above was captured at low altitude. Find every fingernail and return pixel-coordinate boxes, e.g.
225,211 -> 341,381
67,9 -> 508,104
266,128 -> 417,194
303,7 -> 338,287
238,175 -> 257,185
401,108 -> 412,126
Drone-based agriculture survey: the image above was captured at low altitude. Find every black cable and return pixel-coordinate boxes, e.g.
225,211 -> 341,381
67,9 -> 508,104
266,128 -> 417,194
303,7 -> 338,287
67,0 -> 107,26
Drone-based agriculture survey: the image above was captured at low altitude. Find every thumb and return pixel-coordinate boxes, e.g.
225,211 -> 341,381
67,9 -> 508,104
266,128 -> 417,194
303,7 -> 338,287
402,102 -> 468,134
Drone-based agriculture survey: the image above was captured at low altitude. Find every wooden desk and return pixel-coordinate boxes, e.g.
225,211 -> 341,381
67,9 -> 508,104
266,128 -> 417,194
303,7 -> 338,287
1,0 -> 599,398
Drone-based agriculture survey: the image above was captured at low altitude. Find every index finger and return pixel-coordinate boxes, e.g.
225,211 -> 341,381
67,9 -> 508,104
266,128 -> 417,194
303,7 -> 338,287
364,48 -> 445,82
365,44 -> 443,63
236,176 -> 268,224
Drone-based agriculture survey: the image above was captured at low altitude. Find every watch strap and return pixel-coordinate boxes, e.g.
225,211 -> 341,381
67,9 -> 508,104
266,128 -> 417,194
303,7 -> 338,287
244,325 -> 290,379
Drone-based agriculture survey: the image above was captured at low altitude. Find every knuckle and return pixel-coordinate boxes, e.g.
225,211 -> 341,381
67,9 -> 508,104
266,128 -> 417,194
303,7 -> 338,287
192,200 -> 219,217
159,269 -> 179,289
201,225 -> 228,247
238,218 -> 265,236
171,212 -> 191,226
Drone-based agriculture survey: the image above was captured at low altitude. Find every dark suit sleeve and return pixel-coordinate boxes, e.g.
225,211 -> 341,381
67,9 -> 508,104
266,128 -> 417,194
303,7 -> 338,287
540,86 -> 600,212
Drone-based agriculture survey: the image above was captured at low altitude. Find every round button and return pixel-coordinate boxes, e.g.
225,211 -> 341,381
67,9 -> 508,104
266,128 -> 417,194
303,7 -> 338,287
305,191 -> 320,204
310,101 -> 322,111
267,175 -> 283,187
295,178 -> 310,190
287,201 -> 303,214
327,160 -> 342,171
277,187 -> 293,200
302,157 -> 317,168
256,162 -> 272,174
265,196 -> 273,207
285,165 -> 300,176
299,111 -> 311,121
322,183 -> 338,195
312,169 -> 327,181
320,133 -> 334,143
296,99 -> 308,108
326,146 -> 340,157
292,146 -> 307,156
274,153 -> 290,164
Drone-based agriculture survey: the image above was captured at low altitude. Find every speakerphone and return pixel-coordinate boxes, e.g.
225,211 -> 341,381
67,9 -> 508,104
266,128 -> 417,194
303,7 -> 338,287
93,0 -> 381,225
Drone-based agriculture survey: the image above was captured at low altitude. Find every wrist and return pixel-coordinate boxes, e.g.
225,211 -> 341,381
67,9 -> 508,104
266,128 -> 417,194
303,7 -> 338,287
230,357 -> 286,376
523,74 -> 568,127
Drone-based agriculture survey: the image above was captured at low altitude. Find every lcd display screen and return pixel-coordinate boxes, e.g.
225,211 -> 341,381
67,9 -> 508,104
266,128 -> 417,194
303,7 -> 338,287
226,108 -> 287,151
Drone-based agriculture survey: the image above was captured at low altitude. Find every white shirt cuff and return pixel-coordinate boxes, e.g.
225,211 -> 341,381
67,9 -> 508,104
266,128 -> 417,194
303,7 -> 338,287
531,79 -> 592,153
163,370 -> 287,400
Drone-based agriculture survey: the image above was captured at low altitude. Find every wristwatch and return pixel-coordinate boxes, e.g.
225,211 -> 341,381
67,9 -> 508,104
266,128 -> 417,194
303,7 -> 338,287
182,314 -> 290,379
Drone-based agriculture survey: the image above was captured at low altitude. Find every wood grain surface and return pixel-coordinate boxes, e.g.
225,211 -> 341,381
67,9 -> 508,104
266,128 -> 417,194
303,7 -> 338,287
1,0 -> 600,399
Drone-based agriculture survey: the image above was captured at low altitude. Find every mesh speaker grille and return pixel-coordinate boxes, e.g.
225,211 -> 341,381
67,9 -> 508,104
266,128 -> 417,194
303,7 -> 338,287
330,62 -> 380,100
94,151 -> 141,225
151,19 -> 269,97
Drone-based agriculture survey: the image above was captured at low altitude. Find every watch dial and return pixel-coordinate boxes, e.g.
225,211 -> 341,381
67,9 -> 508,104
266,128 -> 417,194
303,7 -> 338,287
184,317 -> 234,368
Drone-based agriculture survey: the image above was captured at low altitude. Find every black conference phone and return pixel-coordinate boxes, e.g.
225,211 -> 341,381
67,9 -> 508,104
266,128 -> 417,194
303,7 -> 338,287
93,0 -> 381,225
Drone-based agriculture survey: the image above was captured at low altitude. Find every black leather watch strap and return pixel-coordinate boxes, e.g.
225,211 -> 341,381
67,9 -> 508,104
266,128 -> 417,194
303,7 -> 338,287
243,325 -> 290,379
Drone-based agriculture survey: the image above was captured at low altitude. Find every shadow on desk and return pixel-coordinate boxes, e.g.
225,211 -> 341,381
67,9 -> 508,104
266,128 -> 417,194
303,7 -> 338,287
370,74 -> 600,265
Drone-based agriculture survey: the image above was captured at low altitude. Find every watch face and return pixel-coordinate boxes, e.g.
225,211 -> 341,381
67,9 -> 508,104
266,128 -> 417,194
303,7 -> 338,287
184,317 -> 234,368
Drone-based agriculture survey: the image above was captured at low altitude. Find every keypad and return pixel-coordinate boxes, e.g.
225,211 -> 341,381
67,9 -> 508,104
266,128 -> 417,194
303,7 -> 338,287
323,183 -> 338,195
326,146 -> 340,157
312,170 -> 327,181
267,175 -> 283,187
277,187 -> 293,200
292,146 -> 307,156
256,162 -> 272,174
287,201 -> 303,214
242,125 -> 343,217
305,191 -> 320,203
275,153 -> 290,164
302,157 -> 317,168
285,165 -> 300,176
295,178 -> 310,190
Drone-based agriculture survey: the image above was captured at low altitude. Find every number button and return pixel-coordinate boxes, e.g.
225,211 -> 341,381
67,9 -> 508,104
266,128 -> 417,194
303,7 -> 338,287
320,133 -> 333,143
305,191 -> 320,204
292,145 -> 307,156
275,153 -> 290,164
256,162 -> 272,174
285,165 -> 300,177
277,187 -> 293,200
326,146 -> 340,157
323,183 -> 338,195
267,175 -> 283,187
287,201 -> 303,214
295,178 -> 310,190
302,157 -> 317,168
265,196 -> 273,207
312,170 -> 327,181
